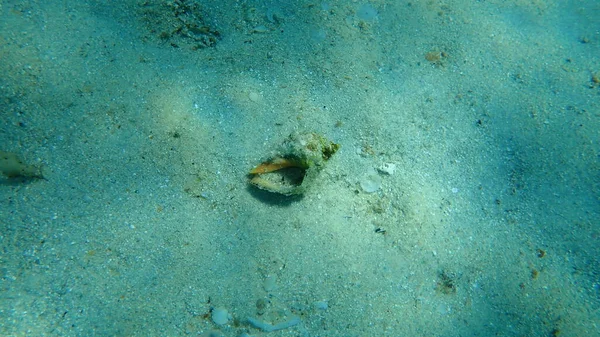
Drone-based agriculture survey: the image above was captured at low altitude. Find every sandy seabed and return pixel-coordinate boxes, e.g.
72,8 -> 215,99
1,1 -> 598,336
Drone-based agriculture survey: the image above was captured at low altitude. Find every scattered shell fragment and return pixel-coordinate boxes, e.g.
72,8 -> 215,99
377,162 -> 396,175
248,132 -> 339,196
360,169 -> 381,193
251,25 -> 270,33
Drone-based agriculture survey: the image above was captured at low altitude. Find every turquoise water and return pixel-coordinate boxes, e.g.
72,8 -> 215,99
1,1 -> 598,336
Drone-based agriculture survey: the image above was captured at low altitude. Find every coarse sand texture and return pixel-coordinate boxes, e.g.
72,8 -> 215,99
1,1 -> 599,336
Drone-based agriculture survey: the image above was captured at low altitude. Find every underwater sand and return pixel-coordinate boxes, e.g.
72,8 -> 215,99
1,0 -> 598,336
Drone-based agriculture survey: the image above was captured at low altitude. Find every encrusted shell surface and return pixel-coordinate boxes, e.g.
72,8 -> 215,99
248,132 -> 339,196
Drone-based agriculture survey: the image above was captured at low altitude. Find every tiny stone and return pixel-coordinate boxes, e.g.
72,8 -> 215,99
252,25 -> 269,33
212,308 -> 229,325
263,275 -> 277,292
248,91 -> 260,102
313,300 -> 328,310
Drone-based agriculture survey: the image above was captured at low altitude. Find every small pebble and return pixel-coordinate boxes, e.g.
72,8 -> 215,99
212,308 -> 229,325
248,91 -> 260,102
264,275 -> 278,292
252,25 -> 269,33
313,300 -> 328,310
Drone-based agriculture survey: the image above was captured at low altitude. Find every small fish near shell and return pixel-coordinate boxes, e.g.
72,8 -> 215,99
248,132 -> 339,196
